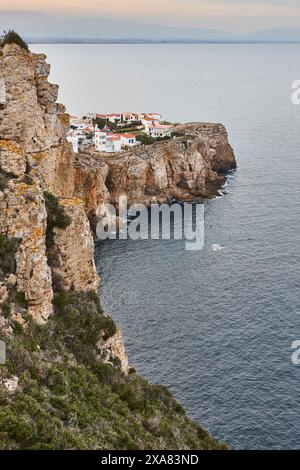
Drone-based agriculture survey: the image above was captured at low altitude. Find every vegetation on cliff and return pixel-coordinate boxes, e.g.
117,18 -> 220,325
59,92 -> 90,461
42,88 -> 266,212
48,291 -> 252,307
136,134 -> 171,145
0,234 -> 20,277
0,30 -> 29,51
44,192 -> 72,249
0,167 -> 17,192
0,283 -> 226,450
0,231 -> 225,450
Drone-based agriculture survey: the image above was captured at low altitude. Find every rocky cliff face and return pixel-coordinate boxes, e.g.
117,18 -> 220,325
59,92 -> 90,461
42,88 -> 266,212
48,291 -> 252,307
0,43 -> 127,370
73,154 -> 110,230
74,123 -> 236,222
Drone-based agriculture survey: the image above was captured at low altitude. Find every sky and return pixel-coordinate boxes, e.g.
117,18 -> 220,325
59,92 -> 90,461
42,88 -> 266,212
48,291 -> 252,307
1,0 -> 300,32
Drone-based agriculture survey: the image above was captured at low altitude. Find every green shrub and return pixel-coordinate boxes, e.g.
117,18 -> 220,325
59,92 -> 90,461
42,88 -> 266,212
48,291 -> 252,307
172,131 -> 185,138
44,192 -> 71,248
52,290 -> 117,364
25,161 -> 32,175
136,134 -> 156,145
136,134 -> 171,146
12,321 -> 24,335
0,30 -> 29,51
2,301 -> 11,318
0,234 -> 21,275
15,292 -> 28,309
93,118 -> 107,129
0,287 -> 226,450
54,290 -> 70,311
0,167 -> 17,192
0,298 -> 227,451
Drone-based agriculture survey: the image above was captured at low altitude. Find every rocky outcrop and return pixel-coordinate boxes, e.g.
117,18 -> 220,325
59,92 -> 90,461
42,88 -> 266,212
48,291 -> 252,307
0,43 -> 75,322
75,123 -> 236,215
0,44 -> 74,197
105,122 -> 235,206
174,122 -> 236,174
98,326 -> 129,372
0,179 -> 53,321
51,197 -> 100,293
73,154 -> 110,229
0,43 -> 127,372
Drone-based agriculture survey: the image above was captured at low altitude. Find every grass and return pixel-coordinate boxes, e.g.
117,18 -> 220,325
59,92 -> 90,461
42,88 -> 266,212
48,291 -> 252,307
0,226 -> 225,450
0,234 -> 21,276
0,30 -> 29,51
136,134 -> 172,146
0,360 -> 226,450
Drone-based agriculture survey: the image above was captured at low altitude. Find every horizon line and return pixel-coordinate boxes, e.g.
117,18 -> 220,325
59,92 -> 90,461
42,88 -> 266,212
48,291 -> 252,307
27,38 -> 300,45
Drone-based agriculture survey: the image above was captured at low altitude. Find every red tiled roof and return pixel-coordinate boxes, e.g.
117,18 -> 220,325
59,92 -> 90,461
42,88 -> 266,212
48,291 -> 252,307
123,133 -> 135,139
97,113 -> 121,118
107,134 -> 121,141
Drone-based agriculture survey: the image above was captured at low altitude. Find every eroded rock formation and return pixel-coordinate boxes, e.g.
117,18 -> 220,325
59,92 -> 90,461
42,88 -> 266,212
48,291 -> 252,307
74,123 -> 236,222
0,43 -> 128,371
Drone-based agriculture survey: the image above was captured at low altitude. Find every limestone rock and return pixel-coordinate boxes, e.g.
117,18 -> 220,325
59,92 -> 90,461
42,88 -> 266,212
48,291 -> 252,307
74,154 -> 110,229
0,43 -> 74,197
0,282 -> 9,306
76,122 -> 236,209
51,198 -> 100,293
98,326 -> 129,374
0,180 -> 53,322
3,375 -> 19,393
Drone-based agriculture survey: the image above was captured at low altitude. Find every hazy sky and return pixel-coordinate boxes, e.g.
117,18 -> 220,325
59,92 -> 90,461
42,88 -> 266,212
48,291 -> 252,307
2,0 -> 300,31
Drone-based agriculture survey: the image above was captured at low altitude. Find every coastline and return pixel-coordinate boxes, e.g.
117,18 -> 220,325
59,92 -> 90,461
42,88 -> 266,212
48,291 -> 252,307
0,42 -> 234,450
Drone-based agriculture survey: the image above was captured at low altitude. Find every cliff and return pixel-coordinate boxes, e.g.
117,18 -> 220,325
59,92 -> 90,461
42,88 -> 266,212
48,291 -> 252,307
0,42 -> 228,450
0,43 -> 126,365
75,123 -> 236,224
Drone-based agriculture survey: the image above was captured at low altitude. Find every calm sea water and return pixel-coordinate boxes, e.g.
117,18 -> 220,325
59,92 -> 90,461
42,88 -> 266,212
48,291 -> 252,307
33,44 -> 300,450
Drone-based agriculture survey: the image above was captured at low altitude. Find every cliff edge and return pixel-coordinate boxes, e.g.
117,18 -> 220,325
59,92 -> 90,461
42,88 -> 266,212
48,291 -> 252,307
75,123 -> 236,226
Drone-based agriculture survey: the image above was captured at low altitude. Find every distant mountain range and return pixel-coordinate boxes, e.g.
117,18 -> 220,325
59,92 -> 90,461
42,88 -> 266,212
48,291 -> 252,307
1,11 -> 300,43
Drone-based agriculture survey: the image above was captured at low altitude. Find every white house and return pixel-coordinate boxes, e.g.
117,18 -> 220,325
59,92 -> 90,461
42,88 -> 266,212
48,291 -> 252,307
141,117 -> 160,133
94,130 -> 106,151
123,113 -> 140,123
70,115 -> 86,131
147,113 -> 161,121
148,124 -> 173,138
121,133 -> 137,147
96,113 -> 122,124
106,135 -> 122,152
86,112 -> 96,120
95,127 -> 140,152
95,128 -> 122,153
